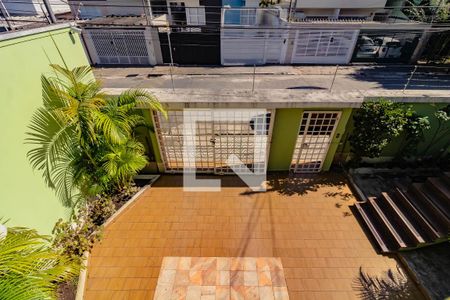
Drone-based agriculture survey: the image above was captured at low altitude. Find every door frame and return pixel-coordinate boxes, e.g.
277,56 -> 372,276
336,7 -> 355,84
290,111 -> 341,173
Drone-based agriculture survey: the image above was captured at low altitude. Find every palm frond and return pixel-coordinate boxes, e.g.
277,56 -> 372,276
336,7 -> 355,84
102,139 -> 148,187
50,144 -> 79,207
27,64 -> 166,204
353,266 -> 415,300
117,89 -> 167,118
0,226 -> 80,300
26,108 -> 75,190
94,102 -> 130,145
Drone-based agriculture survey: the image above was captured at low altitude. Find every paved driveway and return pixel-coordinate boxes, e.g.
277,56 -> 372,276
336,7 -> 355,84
84,174 -> 424,299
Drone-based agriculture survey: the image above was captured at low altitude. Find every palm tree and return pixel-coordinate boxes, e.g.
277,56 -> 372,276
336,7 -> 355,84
26,64 -> 166,207
0,223 -> 80,300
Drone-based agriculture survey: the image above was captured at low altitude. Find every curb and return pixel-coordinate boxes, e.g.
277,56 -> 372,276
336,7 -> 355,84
75,251 -> 89,300
74,175 -> 160,300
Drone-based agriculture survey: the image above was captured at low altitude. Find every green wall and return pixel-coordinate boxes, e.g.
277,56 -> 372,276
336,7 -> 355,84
338,102 -> 450,161
382,103 -> 450,157
267,108 -> 352,171
0,26 -> 91,234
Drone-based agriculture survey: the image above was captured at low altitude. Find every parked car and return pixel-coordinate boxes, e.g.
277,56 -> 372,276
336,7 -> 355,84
356,36 -> 404,59
355,36 -> 379,58
374,37 -> 403,58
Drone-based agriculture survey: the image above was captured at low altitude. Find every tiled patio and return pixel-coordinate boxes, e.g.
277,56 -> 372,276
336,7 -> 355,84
84,174 -> 424,299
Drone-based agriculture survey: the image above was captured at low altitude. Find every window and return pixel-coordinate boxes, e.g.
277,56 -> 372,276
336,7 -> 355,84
186,7 -> 206,25
240,9 -> 256,25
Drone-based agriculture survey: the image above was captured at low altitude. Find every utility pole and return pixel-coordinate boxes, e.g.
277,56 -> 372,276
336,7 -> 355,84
288,0 -> 298,21
167,29 -> 175,92
0,0 -> 12,30
403,65 -> 417,93
252,64 -> 256,93
141,0 -> 152,25
329,65 -> 339,92
42,0 -> 57,23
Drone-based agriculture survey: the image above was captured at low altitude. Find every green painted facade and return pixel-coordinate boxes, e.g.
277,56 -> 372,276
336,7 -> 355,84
382,103 -> 450,157
141,108 -> 353,173
337,102 -> 450,161
267,108 -> 352,171
0,25 -> 91,234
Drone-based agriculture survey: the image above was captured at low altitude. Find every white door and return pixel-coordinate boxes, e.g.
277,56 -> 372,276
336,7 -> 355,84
291,111 -> 341,173
291,30 -> 358,64
221,29 -> 288,65
154,110 -> 273,174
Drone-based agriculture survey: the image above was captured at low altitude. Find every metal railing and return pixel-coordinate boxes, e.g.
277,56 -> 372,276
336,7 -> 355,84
1,1 -> 449,33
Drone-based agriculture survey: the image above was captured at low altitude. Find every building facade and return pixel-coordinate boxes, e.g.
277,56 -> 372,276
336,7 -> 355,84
0,23 -> 91,233
73,0 -> 446,66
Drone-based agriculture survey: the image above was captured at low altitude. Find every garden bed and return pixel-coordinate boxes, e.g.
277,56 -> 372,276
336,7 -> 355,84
62,175 -> 160,300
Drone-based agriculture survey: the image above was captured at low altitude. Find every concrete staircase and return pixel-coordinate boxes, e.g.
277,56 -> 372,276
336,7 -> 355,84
354,173 -> 450,253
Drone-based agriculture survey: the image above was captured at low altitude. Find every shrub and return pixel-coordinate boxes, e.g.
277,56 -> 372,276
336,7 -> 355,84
350,99 -> 408,160
51,197 -> 115,260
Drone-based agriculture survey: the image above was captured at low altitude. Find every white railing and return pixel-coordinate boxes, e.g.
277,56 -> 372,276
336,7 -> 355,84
222,7 -> 282,27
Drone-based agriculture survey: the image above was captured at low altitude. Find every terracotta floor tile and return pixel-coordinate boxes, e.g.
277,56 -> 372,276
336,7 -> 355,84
84,174 -> 424,300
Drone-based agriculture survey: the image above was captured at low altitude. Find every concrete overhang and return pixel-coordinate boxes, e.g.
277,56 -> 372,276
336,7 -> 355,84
0,22 -> 74,42
102,88 -> 450,110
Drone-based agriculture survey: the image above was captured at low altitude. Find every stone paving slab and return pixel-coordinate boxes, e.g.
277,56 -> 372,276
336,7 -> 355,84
154,257 -> 289,300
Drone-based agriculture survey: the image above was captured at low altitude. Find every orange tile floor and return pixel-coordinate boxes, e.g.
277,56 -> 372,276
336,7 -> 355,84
84,174 -> 424,299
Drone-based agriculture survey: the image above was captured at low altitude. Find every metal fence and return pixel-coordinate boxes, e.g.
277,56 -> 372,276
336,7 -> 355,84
1,1 -> 449,32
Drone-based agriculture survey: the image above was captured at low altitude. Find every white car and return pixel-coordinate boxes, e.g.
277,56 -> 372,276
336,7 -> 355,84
374,37 -> 403,59
356,36 -> 379,58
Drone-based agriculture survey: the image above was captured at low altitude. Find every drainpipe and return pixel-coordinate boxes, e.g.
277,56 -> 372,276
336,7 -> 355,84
42,0 -> 57,23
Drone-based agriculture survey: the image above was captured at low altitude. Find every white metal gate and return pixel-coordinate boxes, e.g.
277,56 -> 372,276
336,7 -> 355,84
154,110 -> 273,174
83,29 -> 156,65
290,111 -> 341,173
221,29 -> 288,65
291,30 -> 358,64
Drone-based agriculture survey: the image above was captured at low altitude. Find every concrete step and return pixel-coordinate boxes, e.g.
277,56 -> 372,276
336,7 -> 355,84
408,184 -> 449,236
393,188 -> 441,241
442,172 -> 450,186
425,177 -> 450,216
379,192 -> 427,245
354,201 -> 394,253
367,197 -> 409,249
